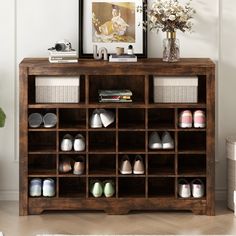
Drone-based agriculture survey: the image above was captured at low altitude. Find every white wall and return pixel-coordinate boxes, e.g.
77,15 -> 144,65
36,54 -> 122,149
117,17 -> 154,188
0,0 -> 232,200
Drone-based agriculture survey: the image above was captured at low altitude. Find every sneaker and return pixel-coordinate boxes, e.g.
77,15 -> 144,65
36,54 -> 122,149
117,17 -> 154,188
133,155 -> 145,175
120,155 -> 132,175
179,110 -> 192,128
28,113 -> 43,128
191,179 -> 205,198
90,180 -> 103,198
59,157 -> 73,173
193,110 -> 206,128
29,178 -> 42,197
61,134 -> 73,151
103,180 -> 115,198
178,179 -> 191,198
42,178 -> 55,197
73,156 -> 85,175
43,113 -> 57,128
99,109 -> 115,128
162,131 -> 174,149
149,132 -> 162,149
74,134 -> 85,151
90,109 -> 102,128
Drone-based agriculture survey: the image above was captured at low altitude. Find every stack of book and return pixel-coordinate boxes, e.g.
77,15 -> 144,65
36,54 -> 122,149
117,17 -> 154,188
48,49 -> 78,63
99,90 -> 133,103
109,54 -> 137,62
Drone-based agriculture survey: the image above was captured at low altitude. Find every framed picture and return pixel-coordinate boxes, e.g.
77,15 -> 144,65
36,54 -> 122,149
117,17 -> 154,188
79,0 -> 147,58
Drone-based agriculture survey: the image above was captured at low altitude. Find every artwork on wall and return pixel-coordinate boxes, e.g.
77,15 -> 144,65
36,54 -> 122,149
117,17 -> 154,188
79,0 -> 147,58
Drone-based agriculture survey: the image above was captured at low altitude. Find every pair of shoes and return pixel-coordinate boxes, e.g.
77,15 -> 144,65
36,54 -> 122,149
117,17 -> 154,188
90,109 -> 115,128
29,178 -> 55,197
90,180 -> 115,198
28,112 -> 57,128
120,155 -> 144,175
61,134 -> 85,152
178,179 -> 205,198
179,110 -> 206,128
149,131 -> 174,149
59,156 -> 85,175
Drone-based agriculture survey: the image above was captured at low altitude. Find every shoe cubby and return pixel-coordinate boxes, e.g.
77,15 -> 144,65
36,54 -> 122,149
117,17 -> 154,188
59,177 -> 86,198
118,108 -> 145,129
88,75 -> 145,104
148,154 -> 175,176
148,109 -> 175,129
118,177 -> 145,198
28,154 -> 57,175
20,59 -> 215,215
89,131 -> 116,152
88,154 -> 116,176
178,154 -> 206,175
118,131 -> 145,152
59,109 -> 86,129
148,177 -> 175,198
28,131 -> 56,152
178,131 -> 206,152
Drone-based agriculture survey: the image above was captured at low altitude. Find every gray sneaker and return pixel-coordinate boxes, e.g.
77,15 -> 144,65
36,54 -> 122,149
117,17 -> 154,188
120,155 -> 132,174
162,132 -> 174,149
149,132 -> 162,149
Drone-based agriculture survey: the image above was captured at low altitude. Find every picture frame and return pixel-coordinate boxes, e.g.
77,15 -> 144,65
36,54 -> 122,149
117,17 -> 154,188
79,0 -> 147,58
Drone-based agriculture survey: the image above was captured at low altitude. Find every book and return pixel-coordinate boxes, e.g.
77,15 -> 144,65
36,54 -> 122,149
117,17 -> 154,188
49,49 -> 77,55
99,89 -> 133,96
49,58 -> 78,63
99,98 -> 132,103
50,56 -> 78,60
109,54 -> 137,62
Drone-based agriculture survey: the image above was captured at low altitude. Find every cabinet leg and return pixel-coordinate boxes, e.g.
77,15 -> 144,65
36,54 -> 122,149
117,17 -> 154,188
29,208 -> 44,215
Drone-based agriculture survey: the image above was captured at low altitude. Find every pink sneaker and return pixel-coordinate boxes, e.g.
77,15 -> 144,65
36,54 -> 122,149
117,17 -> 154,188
179,110 -> 192,128
193,110 -> 206,128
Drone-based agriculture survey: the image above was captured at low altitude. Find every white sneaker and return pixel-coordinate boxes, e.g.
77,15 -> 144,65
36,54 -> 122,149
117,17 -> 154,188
29,178 -> 42,197
43,178 -> 55,197
191,179 -> 205,198
178,179 -> 191,198
162,131 -> 174,149
74,134 -> 85,151
61,134 -> 73,151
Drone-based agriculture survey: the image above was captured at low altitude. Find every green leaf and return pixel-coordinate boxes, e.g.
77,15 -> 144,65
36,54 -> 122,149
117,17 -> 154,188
0,108 -> 6,128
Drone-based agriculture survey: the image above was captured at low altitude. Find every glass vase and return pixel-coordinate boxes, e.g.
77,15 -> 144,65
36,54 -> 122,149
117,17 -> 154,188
163,32 -> 180,62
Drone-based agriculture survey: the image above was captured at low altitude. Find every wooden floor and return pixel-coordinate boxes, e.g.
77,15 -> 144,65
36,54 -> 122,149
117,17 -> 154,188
0,201 -> 236,236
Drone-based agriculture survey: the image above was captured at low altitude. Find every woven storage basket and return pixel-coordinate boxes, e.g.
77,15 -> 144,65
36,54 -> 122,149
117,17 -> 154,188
153,76 -> 198,103
36,76 -> 80,103
226,136 -> 236,210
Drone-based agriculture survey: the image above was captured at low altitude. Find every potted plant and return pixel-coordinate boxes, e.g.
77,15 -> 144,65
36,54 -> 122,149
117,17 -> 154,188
0,108 -> 6,127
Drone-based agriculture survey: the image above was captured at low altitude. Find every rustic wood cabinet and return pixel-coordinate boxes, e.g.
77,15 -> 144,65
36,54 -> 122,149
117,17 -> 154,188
19,58 -> 215,215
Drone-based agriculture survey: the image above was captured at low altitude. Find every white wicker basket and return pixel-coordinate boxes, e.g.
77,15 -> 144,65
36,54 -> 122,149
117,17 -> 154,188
227,136 -> 236,211
36,76 -> 80,103
153,76 -> 198,103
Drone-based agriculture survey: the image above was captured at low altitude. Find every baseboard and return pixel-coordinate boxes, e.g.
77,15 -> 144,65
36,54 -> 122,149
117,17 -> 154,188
0,190 -> 19,201
0,189 -> 227,201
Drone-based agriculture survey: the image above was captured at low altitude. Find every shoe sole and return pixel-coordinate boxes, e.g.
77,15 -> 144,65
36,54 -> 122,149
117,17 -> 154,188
149,144 -> 162,149
163,143 -> 174,149
179,123 -> 192,128
194,123 -> 205,128
73,171 -> 83,175
133,171 -> 144,175
120,170 -> 132,175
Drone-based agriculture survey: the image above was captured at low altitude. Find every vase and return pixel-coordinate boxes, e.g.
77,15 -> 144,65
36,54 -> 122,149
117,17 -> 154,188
163,31 -> 180,62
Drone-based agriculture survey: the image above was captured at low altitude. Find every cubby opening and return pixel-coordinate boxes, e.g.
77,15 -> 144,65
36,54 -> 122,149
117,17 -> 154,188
119,132 -> 145,152
148,109 -> 175,129
148,154 -> 175,175
89,75 -> 145,103
59,109 -> 86,129
118,109 -> 145,129
118,177 -> 145,198
178,132 -> 206,152
28,132 -> 56,152
89,154 -> 116,175
89,132 -> 116,152
59,177 -> 86,198
148,177 -> 175,197
198,75 -> 206,104
178,154 -> 206,175
28,154 -> 56,175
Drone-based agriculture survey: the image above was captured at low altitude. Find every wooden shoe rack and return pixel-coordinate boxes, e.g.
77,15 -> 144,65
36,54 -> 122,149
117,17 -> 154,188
19,58 -> 215,215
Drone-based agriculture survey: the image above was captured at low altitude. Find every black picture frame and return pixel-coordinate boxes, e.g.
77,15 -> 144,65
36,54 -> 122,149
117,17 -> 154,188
79,0 -> 147,58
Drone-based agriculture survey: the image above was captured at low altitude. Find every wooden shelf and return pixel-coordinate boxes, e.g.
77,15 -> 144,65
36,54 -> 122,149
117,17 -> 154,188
20,58 -> 215,216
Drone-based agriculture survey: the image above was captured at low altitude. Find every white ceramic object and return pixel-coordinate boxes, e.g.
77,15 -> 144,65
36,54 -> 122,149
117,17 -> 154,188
29,178 -> 42,197
178,179 -> 191,198
149,132 -> 162,149
43,178 -> 55,197
74,134 -> 85,151
191,179 -> 205,198
61,134 -> 73,151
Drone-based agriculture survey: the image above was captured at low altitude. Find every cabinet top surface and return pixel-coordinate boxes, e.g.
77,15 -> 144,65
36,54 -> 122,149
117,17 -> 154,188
20,58 -> 215,68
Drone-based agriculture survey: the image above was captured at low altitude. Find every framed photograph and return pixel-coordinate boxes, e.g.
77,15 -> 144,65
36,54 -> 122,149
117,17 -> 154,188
79,0 -> 147,58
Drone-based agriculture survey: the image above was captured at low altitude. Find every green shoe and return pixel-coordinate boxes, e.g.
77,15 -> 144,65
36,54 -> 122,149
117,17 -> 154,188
103,180 -> 115,198
90,180 -> 103,198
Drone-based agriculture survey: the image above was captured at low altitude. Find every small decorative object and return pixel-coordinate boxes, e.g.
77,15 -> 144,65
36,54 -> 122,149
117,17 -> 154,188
93,45 -> 108,60
79,0 -> 147,58
127,45 -> 133,55
147,0 -> 196,62
115,47 -> 124,56
0,108 -> 6,127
